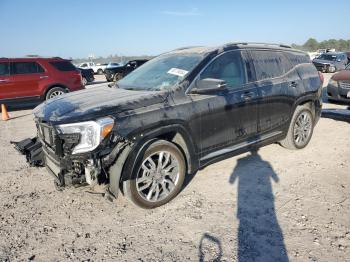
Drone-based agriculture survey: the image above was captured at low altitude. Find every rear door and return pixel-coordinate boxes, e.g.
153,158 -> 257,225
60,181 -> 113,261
248,50 -> 293,135
0,59 -> 12,100
10,61 -> 46,98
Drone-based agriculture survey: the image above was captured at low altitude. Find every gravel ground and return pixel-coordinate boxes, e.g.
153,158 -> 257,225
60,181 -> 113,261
0,74 -> 349,261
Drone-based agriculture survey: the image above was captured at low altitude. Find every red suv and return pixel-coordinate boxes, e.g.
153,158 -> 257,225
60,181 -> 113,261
0,57 -> 84,105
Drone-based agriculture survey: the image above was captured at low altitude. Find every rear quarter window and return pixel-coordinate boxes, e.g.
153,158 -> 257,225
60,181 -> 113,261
50,61 -> 76,71
284,51 -> 310,67
249,50 -> 290,80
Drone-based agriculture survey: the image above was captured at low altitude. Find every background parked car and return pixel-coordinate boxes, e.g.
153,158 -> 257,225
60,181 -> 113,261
106,62 -> 121,68
78,68 -> 94,86
0,57 -> 84,106
312,52 -> 348,73
327,63 -> 350,103
78,62 -> 106,75
104,59 -> 148,82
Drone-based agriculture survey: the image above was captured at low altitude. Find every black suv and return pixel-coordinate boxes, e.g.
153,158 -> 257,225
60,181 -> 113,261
104,59 -> 148,82
32,43 -> 323,208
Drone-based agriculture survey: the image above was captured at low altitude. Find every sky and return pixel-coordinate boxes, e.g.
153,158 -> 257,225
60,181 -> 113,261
0,0 -> 349,58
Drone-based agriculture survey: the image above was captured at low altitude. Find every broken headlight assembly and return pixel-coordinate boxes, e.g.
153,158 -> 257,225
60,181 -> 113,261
56,117 -> 114,154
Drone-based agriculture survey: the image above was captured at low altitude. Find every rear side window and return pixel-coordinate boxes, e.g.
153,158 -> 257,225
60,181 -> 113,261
50,61 -> 76,71
249,50 -> 289,80
11,62 -> 45,75
201,51 -> 246,88
0,62 -> 9,76
285,51 -> 310,67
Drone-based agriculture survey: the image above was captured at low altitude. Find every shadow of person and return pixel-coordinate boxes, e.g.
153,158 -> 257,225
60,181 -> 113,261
230,150 -> 288,262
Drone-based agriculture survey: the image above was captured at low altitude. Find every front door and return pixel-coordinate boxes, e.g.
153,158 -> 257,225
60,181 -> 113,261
188,50 -> 259,160
0,60 -> 13,100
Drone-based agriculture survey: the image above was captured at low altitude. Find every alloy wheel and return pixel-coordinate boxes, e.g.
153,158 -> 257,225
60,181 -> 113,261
136,151 -> 180,202
49,90 -> 64,99
293,111 -> 312,147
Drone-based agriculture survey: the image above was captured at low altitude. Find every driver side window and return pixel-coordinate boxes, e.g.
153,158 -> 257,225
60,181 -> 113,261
200,51 -> 246,88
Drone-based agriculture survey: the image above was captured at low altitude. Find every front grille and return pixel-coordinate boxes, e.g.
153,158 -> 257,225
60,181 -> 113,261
339,81 -> 350,89
37,123 -> 56,148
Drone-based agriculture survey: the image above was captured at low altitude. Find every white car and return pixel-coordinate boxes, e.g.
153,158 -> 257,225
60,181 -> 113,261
78,62 -> 107,75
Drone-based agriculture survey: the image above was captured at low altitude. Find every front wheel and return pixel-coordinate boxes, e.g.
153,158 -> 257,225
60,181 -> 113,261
327,66 -> 336,73
280,105 -> 314,150
123,140 -> 186,208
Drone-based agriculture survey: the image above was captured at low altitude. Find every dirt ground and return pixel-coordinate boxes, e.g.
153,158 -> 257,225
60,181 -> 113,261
0,74 -> 349,261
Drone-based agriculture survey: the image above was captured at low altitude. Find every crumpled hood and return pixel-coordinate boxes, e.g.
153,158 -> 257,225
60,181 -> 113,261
313,58 -> 334,65
33,87 -> 166,124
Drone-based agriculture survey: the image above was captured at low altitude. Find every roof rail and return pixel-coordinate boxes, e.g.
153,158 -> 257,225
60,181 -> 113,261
224,42 -> 292,49
173,46 -> 203,51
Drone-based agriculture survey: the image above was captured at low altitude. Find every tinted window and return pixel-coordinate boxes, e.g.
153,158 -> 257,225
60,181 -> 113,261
50,61 -> 76,71
249,50 -> 291,80
201,51 -> 246,88
0,62 -> 9,76
11,62 -> 44,75
284,51 -> 310,67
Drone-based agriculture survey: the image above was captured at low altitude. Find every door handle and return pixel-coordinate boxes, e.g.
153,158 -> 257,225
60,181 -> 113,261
241,92 -> 255,100
289,81 -> 298,88
40,76 -> 48,79
0,79 -> 9,83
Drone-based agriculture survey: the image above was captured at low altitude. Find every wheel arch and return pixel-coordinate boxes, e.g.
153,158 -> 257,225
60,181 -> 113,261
118,124 -> 198,187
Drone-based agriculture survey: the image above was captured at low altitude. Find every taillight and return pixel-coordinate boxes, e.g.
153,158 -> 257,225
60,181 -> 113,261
318,72 -> 324,83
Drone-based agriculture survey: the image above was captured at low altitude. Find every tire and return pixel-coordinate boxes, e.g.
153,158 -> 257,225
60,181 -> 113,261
123,140 -> 186,209
45,87 -> 66,100
327,66 -> 336,73
280,105 -> 314,150
82,77 -> 87,86
113,73 -> 122,82
97,69 -> 103,75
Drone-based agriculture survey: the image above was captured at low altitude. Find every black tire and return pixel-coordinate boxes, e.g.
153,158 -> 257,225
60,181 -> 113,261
113,73 -> 122,82
45,87 -> 66,100
97,69 -> 103,75
280,105 -> 314,150
82,77 -> 87,86
123,140 -> 186,209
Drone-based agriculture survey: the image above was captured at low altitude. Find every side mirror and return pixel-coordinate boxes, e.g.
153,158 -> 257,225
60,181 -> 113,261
190,78 -> 227,94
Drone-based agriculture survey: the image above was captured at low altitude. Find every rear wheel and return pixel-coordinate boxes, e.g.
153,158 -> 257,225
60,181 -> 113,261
82,77 -> 87,86
123,140 -> 186,208
97,69 -> 103,75
46,87 -> 66,100
280,105 -> 314,150
113,73 -> 122,82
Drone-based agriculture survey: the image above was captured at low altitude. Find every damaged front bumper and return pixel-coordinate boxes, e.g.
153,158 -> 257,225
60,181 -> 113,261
13,125 -> 132,198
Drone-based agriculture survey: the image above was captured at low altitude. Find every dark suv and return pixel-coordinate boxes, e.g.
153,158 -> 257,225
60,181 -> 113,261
312,52 -> 348,73
32,43 -> 323,208
104,59 -> 148,82
0,57 -> 84,106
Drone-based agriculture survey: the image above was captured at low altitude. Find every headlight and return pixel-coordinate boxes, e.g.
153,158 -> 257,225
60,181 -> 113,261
328,79 -> 338,87
57,117 -> 114,154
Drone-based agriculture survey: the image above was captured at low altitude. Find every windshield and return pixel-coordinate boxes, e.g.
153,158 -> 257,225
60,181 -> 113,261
317,54 -> 337,61
117,53 -> 204,91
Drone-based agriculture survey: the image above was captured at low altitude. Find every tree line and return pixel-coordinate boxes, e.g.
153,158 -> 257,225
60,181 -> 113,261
292,38 -> 350,52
